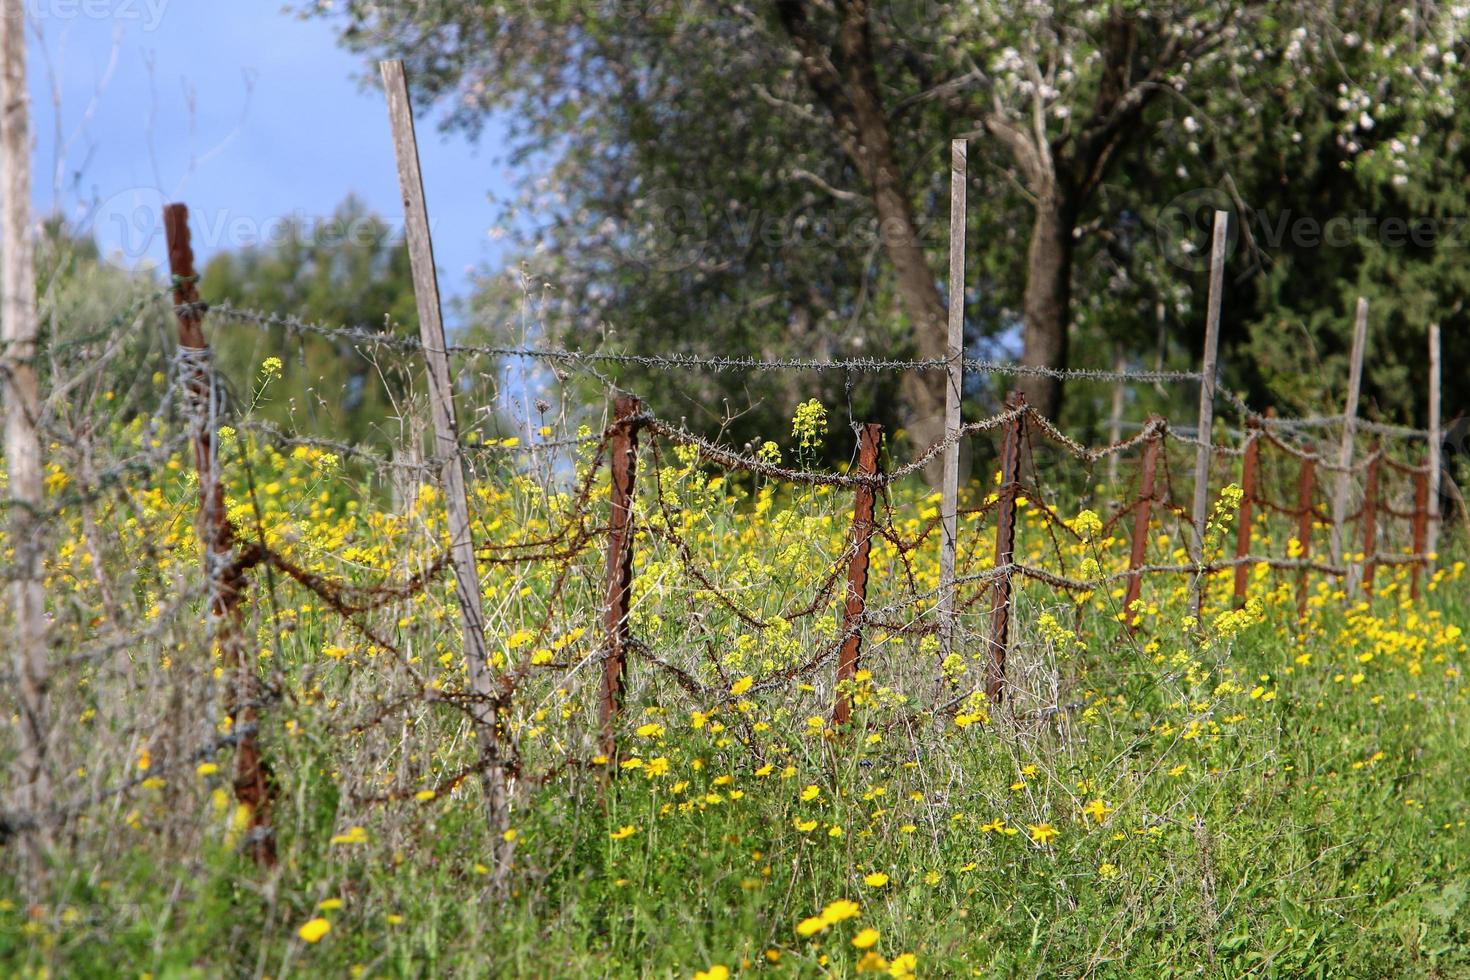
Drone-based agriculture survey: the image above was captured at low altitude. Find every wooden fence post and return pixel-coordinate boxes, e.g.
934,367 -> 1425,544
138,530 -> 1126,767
1411,466 -> 1429,600
381,61 -> 509,866
986,392 -> 1025,703
599,396 -> 643,757
938,137 -> 967,668
833,423 -> 882,726
1,0 -> 53,872
1190,210 -> 1229,618
1361,446 -> 1380,597
165,205 -> 275,866
1124,420 -> 1163,629
1427,323 -> 1442,572
1294,449 -> 1317,620
1332,297 -> 1369,580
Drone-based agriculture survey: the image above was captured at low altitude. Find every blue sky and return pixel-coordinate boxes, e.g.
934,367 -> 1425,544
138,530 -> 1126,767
28,0 -> 520,321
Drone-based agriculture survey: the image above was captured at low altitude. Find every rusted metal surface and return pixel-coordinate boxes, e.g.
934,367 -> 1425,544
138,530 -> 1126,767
1361,448 -> 1380,597
986,392 -> 1025,703
1411,467 -> 1429,600
599,396 -> 642,759
1232,423 -> 1261,605
832,423 -> 882,726
164,204 -> 275,866
1124,420 -> 1162,628
1294,448 -> 1317,620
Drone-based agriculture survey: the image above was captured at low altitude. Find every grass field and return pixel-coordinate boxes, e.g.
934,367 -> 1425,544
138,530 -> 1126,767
3,396 -> 1468,978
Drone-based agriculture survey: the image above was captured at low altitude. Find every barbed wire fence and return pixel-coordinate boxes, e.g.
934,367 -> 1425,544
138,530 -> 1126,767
0,73 -> 1455,897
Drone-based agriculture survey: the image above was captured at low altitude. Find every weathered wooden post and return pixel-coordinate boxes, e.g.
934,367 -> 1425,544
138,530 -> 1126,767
165,205 -> 275,866
1190,210 -> 1229,618
381,61 -> 508,870
599,396 -> 643,756
938,137 -> 967,670
1,0 -> 52,871
1294,449 -> 1317,620
1427,323 -> 1442,572
1332,297 -> 1369,584
1411,466 -> 1429,600
833,423 -> 882,726
986,392 -> 1025,703
1124,420 -> 1163,629
1361,446 -> 1380,597
1232,421 -> 1261,605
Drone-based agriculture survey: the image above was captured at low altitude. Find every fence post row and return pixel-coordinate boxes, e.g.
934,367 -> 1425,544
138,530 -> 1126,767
1411,466 -> 1429,600
1232,420 -> 1261,606
1189,209 -> 1229,619
1124,419 -> 1163,629
1294,447 -> 1317,620
1361,445 -> 1380,597
986,392 -> 1025,703
164,204 -> 276,867
380,60 -> 510,869
833,423 -> 883,726
938,136 -> 967,669
599,396 -> 643,759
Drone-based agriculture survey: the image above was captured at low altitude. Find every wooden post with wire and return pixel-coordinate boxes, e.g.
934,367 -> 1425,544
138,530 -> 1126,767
1190,210 -> 1229,618
1361,445 -> 1380,597
1124,419 -> 1163,629
1232,420 -> 1262,605
1332,297 -> 1369,587
986,392 -> 1025,702
164,204 -> 275,867
381,60 -> 509,871
833,423 -> 882,726
1411,466 -> 1430,600
600,396 -> 643,755
1294,448 -> 1317,620
1,0 -> 53,874
938,138 -> 967,668
1427,323 -> 1442,572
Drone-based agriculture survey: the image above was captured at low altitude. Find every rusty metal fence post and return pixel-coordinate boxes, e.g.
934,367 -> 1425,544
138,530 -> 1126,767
1124,419 -> 1163,629
1232,421 -> 1261,605
1361,447 -> 1380,597
165,204 -> 275,866
599,396 -> 643,759
1411,465 -> 1429,600
986,392 -> 1025,703
1294,448 -> 1317,620
832,423 -> 882,726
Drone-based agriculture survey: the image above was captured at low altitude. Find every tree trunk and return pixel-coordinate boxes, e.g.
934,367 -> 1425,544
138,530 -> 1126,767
1018,191 -> 1076,421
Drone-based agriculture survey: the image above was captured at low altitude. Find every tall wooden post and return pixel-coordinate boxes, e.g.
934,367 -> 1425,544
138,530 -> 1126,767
986,392 -> 1025,703
165,206 -> 275,866
1411,467 -> 1429,600
1427,323 -> 1442,572
1332,297 -> 1369,582
1232,422 -> 1261,605
1190,210 -> 1229,618
381,61 -> 507,862
1124,421 -> 1163,628
1294,451 -> 1317,620
833,423 -> 882,726
1361,447 -> 1380,597
1,0 -> 52,870
938,138 -> 967,667
600,397 -> 642,756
